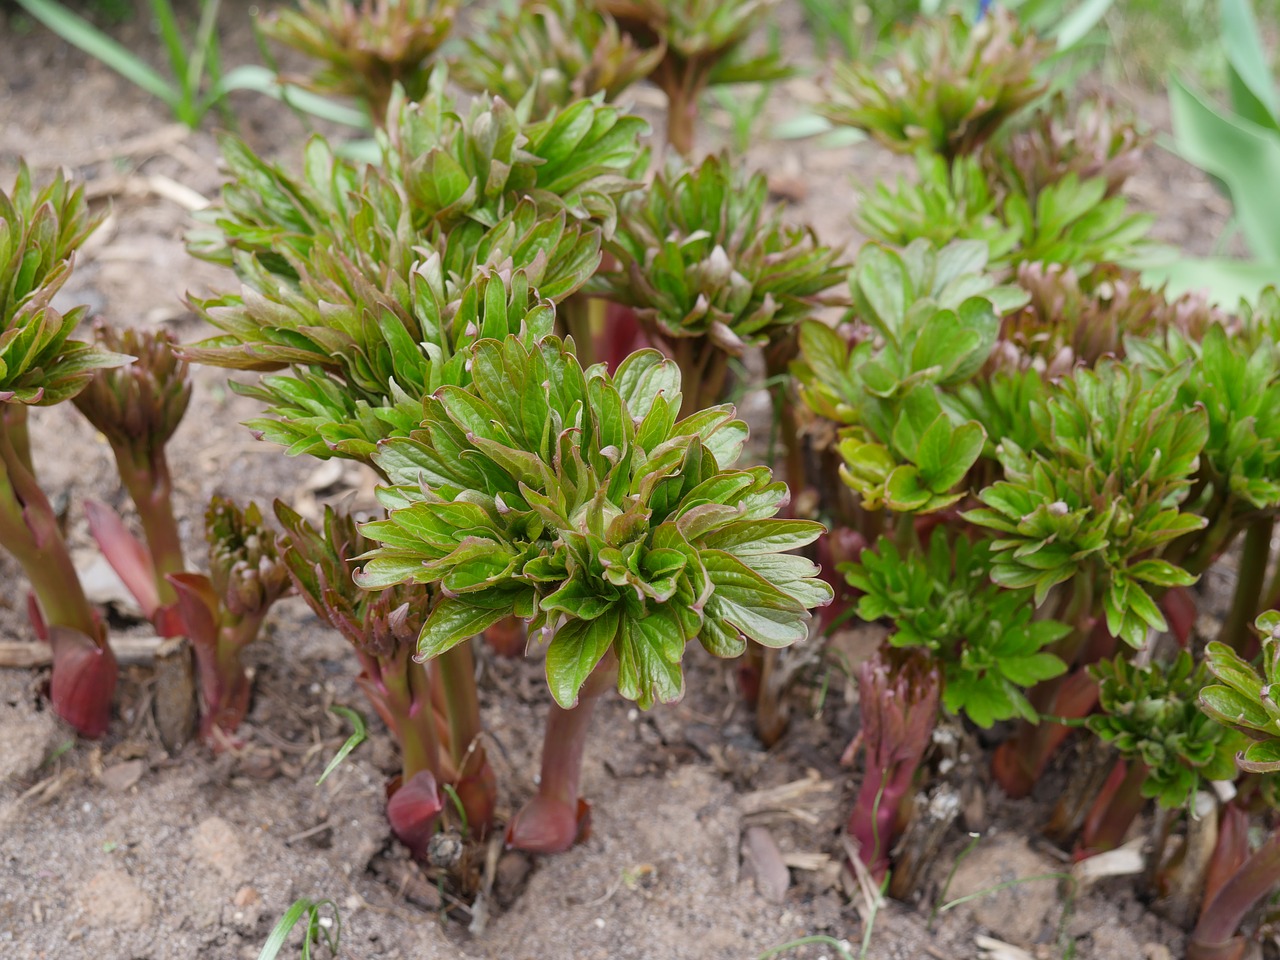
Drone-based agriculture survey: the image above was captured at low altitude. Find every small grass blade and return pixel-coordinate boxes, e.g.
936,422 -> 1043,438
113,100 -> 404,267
257,898 -> 340,960
758,935 -> 856,960
315,705 -> 366,787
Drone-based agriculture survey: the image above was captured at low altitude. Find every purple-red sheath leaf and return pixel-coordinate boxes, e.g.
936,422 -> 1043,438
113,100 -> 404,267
505,794 -> 591,854
165,572 -> 219,647
387,770 -> 445,859
48,625 -> 118,738
85,499 -> 160,619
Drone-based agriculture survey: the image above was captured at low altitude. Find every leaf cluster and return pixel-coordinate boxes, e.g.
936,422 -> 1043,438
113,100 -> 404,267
455,0 -> 664,119
596,153 -> 843,354
0,165 -> 126,406
72,323 -> 192,463
1126,308 -> 1280,518
820,10 -> 1050,161
1088,650 -> 1241,807
258,0 -> 458,115
356,336 -> 832,709
205,497 -> 291,620
598,0 -> 789,91
276,501 -> 429,660
992,262 -> 1225,376
847,531 -> 1068,728
966,360 -> 1208,645
984,94 -> 1147,205
187,72 -> 650,466
794,240 -> 1023,512
1200,611 -> 1280,774
857,154 -> 1154,275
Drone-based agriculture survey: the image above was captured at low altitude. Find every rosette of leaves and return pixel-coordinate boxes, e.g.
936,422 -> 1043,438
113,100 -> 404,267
357,335 -> 832,851
276,502 -> 496,843
187,257 -> 563,469
168,498 -> 291,745
847,531 -> 1069,728
0,164 -> 128,738
1124,300 -> 1280,649
985,94 -> 1147,204
192,68 -> 646,282
819,9 -> 1049,162
383,70 -> 648,238
596,0 -> 789,154
258,0 -> 459,120
855,153 -> 1019,259
455,0 -> 664,119
73,324 -> 191,629
965,360 -> 1209,648
1088,651 -> 1241,807
360,337 -> 831,704
794,241 -> 1024,513
991,262 -> 1225,377
857,155 -> 1154,274
596,153 -> 843,417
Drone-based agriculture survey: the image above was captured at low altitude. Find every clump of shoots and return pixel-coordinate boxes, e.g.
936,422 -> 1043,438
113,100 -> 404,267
1081,651 -> 1239,855
169,497 -> 290,746
598,0 -> 788,153
258,0 -> 459,121
820,9 -> 1049,163
455,0 -> 664,119
598,153 -> 843,420
73,323 -> 191,636
358,337 -> 832,852
0,163 -> 127,738
984,94 -> 1148,204
967,360 -> 1208,796
846,531 -> 1068,730
276,501 -> 496,844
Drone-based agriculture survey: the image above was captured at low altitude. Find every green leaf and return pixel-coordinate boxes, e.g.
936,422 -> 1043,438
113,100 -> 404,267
1238,739 -> 1280,774
703,550 -> 809,648
418,599 -> 510,660
545,608 -> 621,708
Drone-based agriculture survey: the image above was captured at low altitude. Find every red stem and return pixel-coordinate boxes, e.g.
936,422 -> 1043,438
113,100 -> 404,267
1191,825 -> 1280,959
436,641 -> 496,836
507,656 -> 617,854
1078,759 -> 1147,855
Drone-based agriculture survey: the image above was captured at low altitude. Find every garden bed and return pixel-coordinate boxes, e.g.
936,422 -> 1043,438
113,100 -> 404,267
0,2 -> 1250,958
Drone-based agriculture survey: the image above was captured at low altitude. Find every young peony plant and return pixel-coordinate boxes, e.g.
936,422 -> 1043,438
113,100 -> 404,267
597,152 -> 844,419
74,324 -> 191,637
597,0 -> 789,154
0,164 -> 129,737
820,9 -> 1049,162
455,0 -> 664,120
258,0 -> 458,121
168,497 -> 291,746
357,336 -> 832,852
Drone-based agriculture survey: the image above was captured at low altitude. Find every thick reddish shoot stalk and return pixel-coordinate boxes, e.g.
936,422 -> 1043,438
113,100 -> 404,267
507,655 -> 617,854
1190,826 -> 1280,960
0,405 -> 115,736
1077,759 -> 1147,856
437,642 -> 497,836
